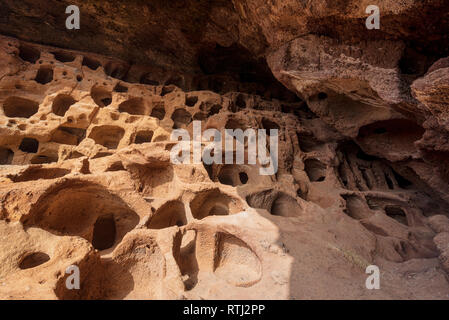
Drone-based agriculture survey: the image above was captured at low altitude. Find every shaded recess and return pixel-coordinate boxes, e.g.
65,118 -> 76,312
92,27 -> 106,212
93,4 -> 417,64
190,189 -> 243,219
147,200 -> 187,229
34,66 -> 53,84
92,215 -> 117,250
127,162 -> 174,197
51,51 -> 76,63
89,125 -> 125,149
195,43 -> 300,101
51,127 -> 86,145
421,150 -> 449,184
104,62 -> 129,80
150,105 -> 166,120
18,45 -> 40,63
19,138 -> 39,153
385,205 -> 408,226
341,195 -> 371,220
52,94 -> 76,116
357,119 -> 424,151
171,109 -> 192,129
261,118 -> 280,134
3,97 -> 39,118
297,132 -> 322,152
82,56 -> 101,70
214,232 -> 262,287
185,94 -> 198,107
0,147 -> 14,164
205,164 -> 250,187
9,167 -> 70,182
336,141 -> 413,191
91,86 -> 112,107
118,98 -> 147,115
134,130 -> 153,144
30,152 -> 58,164
22,180 -> 139,250
175,230 -> 199,291
304,159 -> 326,182
246,189 -> 301,217
19,252 -> 50,269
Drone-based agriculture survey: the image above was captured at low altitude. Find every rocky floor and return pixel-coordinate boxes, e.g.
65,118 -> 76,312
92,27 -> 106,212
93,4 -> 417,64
0,32 -> 449,299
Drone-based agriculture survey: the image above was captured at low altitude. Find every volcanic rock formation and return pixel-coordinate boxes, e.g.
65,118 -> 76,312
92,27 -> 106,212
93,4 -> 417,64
0,0 -> 449,299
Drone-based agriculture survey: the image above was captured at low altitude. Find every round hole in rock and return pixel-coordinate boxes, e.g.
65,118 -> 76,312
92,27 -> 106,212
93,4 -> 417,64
35,66 -> 54,84
19,252 -> 50,269
171,109 -> 192,129
246,189 -> 301,217
51,127 -> 86,145
385,205 -> 408,226
304,159 -> 326,182
318,92 -> 328,100
52,94 -> 77,116
76,75 -> 83,82
0,147 -> 14,165
262,118 -> 280,135
82,57 -> 101,70
218,167 -> 235,186
209,204 -> 229,215
147,200 -> 187,229
150,106 -> 166,120
19,138 -> 39,153
23,181 -> 139,249
134,130 -> 153,144
216,165 -> 248,186
239,172 -> 248,184
18,45 -> 40,63
51,51 -> 75,63
89,125 -> 125,149
208,104 -> 222,116
91,86 -> 112,107
270,193 -> 302,217
92,215 -> 117,250
185,95 -> 198,107
190,188 -> 243,220
161,86 -> 175,96
118,98 -> 147,115
3,97 -> 39,118
297,132 -> 321,152
193,112 -> 207,121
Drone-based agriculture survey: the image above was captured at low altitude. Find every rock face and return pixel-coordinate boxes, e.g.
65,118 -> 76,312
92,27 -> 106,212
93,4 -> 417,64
0,1 -> 449,300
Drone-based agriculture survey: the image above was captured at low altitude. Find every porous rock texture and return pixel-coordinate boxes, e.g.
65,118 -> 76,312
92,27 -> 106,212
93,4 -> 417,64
0,1 -> 449,299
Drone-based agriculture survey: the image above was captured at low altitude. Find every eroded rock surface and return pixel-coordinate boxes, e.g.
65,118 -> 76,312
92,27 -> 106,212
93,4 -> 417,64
0,0 -> 449,299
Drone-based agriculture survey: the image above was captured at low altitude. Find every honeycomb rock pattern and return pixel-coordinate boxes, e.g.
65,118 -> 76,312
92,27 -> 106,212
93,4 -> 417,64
1,35 -> 449,299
